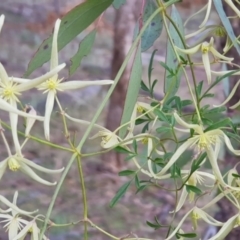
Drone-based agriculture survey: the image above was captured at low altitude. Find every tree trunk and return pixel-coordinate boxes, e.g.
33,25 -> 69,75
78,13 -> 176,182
102,1 -> 140,172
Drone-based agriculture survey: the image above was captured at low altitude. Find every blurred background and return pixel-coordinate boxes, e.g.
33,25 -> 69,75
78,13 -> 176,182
0,0 -> 237,239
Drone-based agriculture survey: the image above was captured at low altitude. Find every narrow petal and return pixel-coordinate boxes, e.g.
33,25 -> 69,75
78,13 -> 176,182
223,133 -> 240,155
51,19 -> 61,71
20,163 -> 56,186
0,98 -> 44,121
199,0 -> 212,28
11,192 -> 18,217
64,113 -> 106,130
8,219 -> 19,239
211,70 -> 240,76
210,47 -> 234,62
213,80 -> 240,108
175,44 -> 201,55
229,100 -> 240,109
197,209 -> 223,226
20,157 -> 64,173
0,63 -> 9,85
0,195 -> 37,215
208,214 -> 238,240
0,160 -> 7,181
12,221 -> 35,240
59,80 -> 114,90
157,138 -> 198,176
225,0 -> 240,17
175,187 -> 188,212
44,91 -> 55,140
202,192 -> 226,210
24,105 -> 37,136
0,15 -> 5,34
174,112 -> 201,131
17,63 -> 66,92
11,78 -> 29,83
9,101 -> 21,155
202,52 -> 212,84
166,208 -> 194,240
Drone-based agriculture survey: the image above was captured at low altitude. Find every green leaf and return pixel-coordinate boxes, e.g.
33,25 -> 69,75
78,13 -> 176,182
232,173 -> 240,179
125,154 -> 137,161
141,0 -> 163,52
141,80 -> 149,92
119,45 -> 142,138
185,185 -> 202,195
114,146 -> 133,154
25,0 -> 112,76
164,5 -> 185,100
69,30 -> 97,75
112,0 -> 126,8
146,220 -> 161,229
176,233 -> 197,238
204,118 -> 231,132
118,170 -> 135,176
110,181 -> 131,207
136,184 -> 147,194
154,109 -> 169,123
213,0 -> 240,55
156,126 -> 172,134
191,152 -> 207,173
135,175 -> 140,188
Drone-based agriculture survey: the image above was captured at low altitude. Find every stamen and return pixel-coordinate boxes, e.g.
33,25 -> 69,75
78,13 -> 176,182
8,157 -> 20,171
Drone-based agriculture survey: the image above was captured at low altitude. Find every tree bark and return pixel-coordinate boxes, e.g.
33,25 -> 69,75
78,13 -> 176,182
102,1 -> 140,172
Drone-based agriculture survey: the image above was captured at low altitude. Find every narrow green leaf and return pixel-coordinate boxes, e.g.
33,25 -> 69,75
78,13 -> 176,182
135,175 -> 140,188
141,80 -> 149,92
154,109 -> 169,123
114,146 -> 133,154
25,0 -> 112,76
204,118 -> 231,132
191,152 -> 207,173
119,45 -> 142,138
118,170 -> 135,176
141,0 -> 163,52
148,49 -> 158,87
146,221 -> 161,229
232,173 -> 240,179
136,184 -> 147,194
164,5 -> 185,100
156,126 -> 172,134
69,30 -> 97,75
110,181 -> 131,207
125,154 -> 137,161
185,185 -> 202,195
176,233 -> 197,238
213,0 -> 240,55
113,0 -> 126,8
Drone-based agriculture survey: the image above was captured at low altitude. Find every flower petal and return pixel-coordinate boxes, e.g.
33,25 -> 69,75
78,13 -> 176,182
20,157 -> 64,173
223,133 -> 240,155
17,63 -> 66,92
59,80 -> 113,90
175,187 -> 188,212
51,19 -> 61,72
44,91 -> 55,140
0,15 -> 5,34
196,208 -> 223,226
157,137 -> 198,176
24,105 -> 37,136
0,159 -> 7,181
20,163 -> 57,186
211,70 -> 240,76
210,47 -> 234,62
213,79 -> 240,108
0,98 -> 44,121
0,63 -> 9,85
12,220 -> 30,240
175,44 -> 201,55
8,218 -> 20,239
199,0 -> 212,28
202,52 -> 212,84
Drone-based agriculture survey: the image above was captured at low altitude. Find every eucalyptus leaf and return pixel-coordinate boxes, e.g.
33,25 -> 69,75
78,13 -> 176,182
25,0 -> 112,76
69,30 -> 97,75
119,45 -> 142,138
141,0 -> 163,52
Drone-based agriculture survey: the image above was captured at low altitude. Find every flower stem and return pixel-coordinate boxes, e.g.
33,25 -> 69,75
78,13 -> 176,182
76,155 -> 88,240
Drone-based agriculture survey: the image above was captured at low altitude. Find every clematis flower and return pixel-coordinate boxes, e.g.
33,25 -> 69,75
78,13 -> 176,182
0,192 -> 37,239
224,0 -> 240,18
176,37 -> 233,84
157,112 -> 240,188
12,217 -> 48,240
175,170 -> 215,212
0,126 -> 64,186
36,19 -> 113,140
0,63 -> 66,154
166,207 -> 223,240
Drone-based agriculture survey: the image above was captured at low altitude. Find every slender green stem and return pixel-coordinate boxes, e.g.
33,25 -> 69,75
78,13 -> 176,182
0,121 -> 73,152
40,1 -> 179,238
76,155 -> 88,240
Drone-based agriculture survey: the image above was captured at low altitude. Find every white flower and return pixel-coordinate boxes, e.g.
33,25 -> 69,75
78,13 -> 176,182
157,112 -> 240,188
0,128 -> 64,186
0,192 -> 37,239
0,63 -> 65,154
176,38 -> 233,84
36,19 -> 113,140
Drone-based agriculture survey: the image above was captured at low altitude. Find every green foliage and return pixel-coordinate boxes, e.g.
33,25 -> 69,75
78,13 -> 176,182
25,0 -> 112,76
69,30 -> 97,75
112,0 -> 126,8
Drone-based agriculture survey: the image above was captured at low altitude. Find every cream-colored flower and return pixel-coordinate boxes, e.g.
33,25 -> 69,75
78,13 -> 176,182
0,128 -> 64,186
0,63 -> 65,154
224,0 -> 240,18
157,112 -> 240,188
0,192 -> 37,240
36,19 -> 113,140
176,37 -> 233,84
